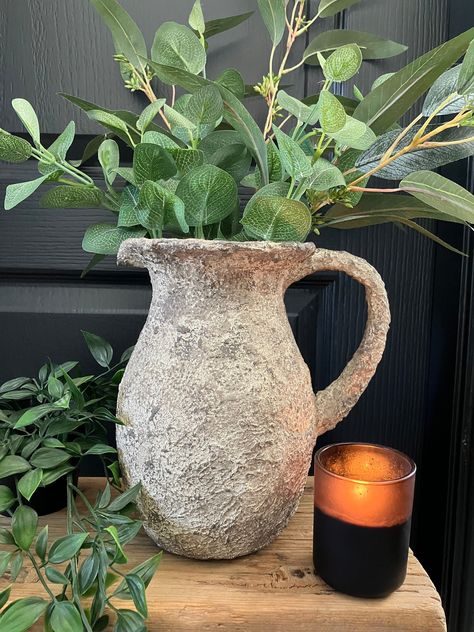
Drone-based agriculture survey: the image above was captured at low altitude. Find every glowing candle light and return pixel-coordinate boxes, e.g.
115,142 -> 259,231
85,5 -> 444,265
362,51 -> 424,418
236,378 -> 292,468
313,443 -> 416,598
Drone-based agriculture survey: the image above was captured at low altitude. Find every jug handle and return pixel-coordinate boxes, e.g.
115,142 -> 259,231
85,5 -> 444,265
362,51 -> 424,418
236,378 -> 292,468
303,248 -> 391,435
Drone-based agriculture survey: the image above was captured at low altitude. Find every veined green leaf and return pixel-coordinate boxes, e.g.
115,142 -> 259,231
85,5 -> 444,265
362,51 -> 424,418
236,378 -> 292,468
354,27 -> 474,133
142,130 -> 180,150
98,139 -> 120,185
257,0 -> 286,45
88,0 -> 147,71
305,30 -> 407,63
35,525 -> 49,561
136,99 -> 166,133
151,22 -> 206,74
0,130 -> 32,163
176,164 -> 237,227
118,185 -> 140,227
125,574 -> 148,618
328,116 -> 376,150
0,597 -> 48,632
242,196 -> 311,241
12,99 -> 41,146
189,0 -> 205,34
138,180 -> 188,232
422,65 -> 470,116
82,223 -> 147,255
277,90 -> 319,124
216,68 -> 245,99
319,90 -> 347,133
203,11 -> 253,39
308,159 -> 346,190
5,175 -> 49,210
317,0 -> 362,18
272,127 -> 313,180
458,38 -> 474,95
88,109 -> 130,135
133,143 -> 177,184
324,44 -> 362,82
45,121 -> 75,163
50,601 -> 83,632
400,170 -> 474,223
40,185 -> 103,209
172,148 -> 204,176
186,85 -> 224,125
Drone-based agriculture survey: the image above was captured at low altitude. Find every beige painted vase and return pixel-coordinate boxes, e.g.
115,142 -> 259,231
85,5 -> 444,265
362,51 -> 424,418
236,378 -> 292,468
116,239 -> 390,559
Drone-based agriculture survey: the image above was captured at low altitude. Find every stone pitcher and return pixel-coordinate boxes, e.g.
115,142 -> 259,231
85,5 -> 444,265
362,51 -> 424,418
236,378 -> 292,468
116,239 -> 390,559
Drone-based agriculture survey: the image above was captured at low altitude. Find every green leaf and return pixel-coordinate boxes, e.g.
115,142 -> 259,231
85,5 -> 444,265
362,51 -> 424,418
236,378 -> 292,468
203,12 -> 253,39
272,127 -> 312,180
189,0 -> 205,34
0,390 -> 32,401
82,223 -> 146,255
41,464 -> 76,486
114,553 -> 163,599
0,130 -> 32,163
0,551 -> 13,577
98,139 -> 120,185
105,525 -> 127,564
0,486 -> 15,512
0,528 -> 15,545
242,196 -> 311,241
176,164 -> 237,227
108,482 -> 142,512
355,125 -> 474,178
458,38 -> 474,95
324,44 -> 362,82
71,134 -> 107,167
171,148 -> 204,176
305,30 -> 407,63
308,159 -> 346,190
35,525 -> 48,561
208,144 -> 251,185
422,66 -> 470,116
138,180 -> 188,233
151,22 -> 206,73
30,448 -> 71,469
12,99 -> 40,146
50,601 -> 83,632
12,505 -> 38,550
88,0 -> 147,71
78,552 -> 100,594
215,69 -> 245,99
45,566 -> 69,585
353,27 -> 474,134
141,131 -> 180,150
85,444 -> 117,456
0,455 -> 31,478
400,170 -> 474,223
328,116 -> 376,150
0,597 -> 47,632
118,185 -> 140,227
88,110 -> 130,135
10,552 -> 22,581
319,90 -> 347,133
40,185 -> 103,209
18,469 -> 43,502
0,586 -> 11,610
47,374 -> 64,399
276,91 -> 319,124
257,0 -> 286,44
317,0 -> 362,18
61,370 -> 85,410
48,533 -> 89,564
125,574 -> 148,617
186,85 -> 224,126
44,121 -> 75,164
14,404 -> 59,429
114,609 -> 145,632
136,99 -> 166,134
133,143 -> 177,185
0,377 -> 30,393
5,175 -> 49,210
82,331 -> 113,368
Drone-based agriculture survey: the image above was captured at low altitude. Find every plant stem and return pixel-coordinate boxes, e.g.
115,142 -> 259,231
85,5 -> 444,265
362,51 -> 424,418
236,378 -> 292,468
31,148 -> 94,187
27,552 -> 57,602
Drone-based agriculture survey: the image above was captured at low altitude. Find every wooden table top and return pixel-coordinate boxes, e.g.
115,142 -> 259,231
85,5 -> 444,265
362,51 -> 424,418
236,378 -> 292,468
1,477 -> 447,631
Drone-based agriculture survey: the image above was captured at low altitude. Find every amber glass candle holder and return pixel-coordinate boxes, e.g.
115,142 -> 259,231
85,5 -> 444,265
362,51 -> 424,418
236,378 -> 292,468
313,443 -> 416,598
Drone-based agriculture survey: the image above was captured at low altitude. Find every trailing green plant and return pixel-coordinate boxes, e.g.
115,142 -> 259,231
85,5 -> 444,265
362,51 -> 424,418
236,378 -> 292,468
1,0 -> 474,262
0,331 -> 131,509
0,475 -> 162,631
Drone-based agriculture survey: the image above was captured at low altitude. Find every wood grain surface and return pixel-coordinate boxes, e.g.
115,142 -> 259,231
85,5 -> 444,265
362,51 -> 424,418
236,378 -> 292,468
0,477 -> 447,631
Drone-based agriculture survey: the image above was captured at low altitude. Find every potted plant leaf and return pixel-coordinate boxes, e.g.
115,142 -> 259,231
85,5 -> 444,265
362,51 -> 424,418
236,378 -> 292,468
0,331 -> 130,515
0,0 -> 473,559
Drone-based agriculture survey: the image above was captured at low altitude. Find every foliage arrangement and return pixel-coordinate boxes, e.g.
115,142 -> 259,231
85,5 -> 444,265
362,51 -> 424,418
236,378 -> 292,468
1,0 -> 474,266
0,333 -> 161,631
0,331 -> 130,504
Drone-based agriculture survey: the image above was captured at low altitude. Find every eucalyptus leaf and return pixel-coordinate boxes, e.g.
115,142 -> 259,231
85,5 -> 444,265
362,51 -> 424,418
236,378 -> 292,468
83,223 -> 147,255
163,104 -> 198,143
257,0 -> 286,44
5,175 -> 49,210
277,91 -> 319,124
0,130 -> 32,163
242,196 -> 311,241
305,30 -> 407,63
88,110 -> 130,135
40,185 -> 103,209
353,27 -> 474,133
272,127 -> 313,180
317,0 -> 362,18
422,65 -> 469,116
458,38 -> 474,95
203,11 -> 253,39
151,22 -> 206,74
12,98 -> 41,146
176,164 -> 237,227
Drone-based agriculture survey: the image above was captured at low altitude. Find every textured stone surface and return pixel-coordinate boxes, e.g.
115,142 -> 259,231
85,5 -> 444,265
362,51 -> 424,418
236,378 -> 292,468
116,239 -> 390,559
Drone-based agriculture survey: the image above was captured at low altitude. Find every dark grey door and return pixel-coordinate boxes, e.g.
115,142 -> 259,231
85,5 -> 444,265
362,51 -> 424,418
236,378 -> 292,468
1,1 -> 472,629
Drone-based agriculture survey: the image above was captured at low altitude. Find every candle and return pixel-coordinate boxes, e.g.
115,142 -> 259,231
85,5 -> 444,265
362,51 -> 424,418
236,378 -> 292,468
313,443 -> 416,598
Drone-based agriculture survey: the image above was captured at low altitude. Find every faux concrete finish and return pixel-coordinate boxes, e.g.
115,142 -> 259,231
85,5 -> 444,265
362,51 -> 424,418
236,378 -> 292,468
116,239 -> 390,559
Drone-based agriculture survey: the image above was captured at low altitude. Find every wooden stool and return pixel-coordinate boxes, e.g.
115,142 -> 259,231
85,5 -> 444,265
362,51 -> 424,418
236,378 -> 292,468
1,477 -> 447,631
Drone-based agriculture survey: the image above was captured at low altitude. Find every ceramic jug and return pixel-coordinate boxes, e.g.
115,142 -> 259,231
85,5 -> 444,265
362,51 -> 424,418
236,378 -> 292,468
116,239 -> 390,559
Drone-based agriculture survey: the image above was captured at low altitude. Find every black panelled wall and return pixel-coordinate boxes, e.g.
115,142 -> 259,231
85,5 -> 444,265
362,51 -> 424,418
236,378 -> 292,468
1,1 -> 473,629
